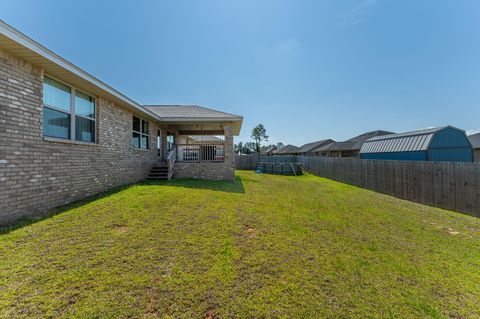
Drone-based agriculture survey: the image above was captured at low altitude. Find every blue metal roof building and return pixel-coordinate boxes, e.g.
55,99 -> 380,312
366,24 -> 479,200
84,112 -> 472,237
360,126 -> 473,162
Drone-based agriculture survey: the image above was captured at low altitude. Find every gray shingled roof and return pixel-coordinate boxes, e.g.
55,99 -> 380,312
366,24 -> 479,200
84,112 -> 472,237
318,130 -> 393,152
144,105 -> 242,120
360,126 -> 461,154
468,132 -> 480,149
275,144 -> 300,155
298,139 -> 335,153
262,145 -> 277,153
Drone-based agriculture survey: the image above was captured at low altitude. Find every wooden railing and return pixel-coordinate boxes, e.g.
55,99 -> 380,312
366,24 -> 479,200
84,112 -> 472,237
177,144 -> 225,163
167,145 -> 176,180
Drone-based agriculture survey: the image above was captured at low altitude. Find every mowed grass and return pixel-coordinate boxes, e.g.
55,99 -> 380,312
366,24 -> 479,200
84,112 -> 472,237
1,171 -> 480,318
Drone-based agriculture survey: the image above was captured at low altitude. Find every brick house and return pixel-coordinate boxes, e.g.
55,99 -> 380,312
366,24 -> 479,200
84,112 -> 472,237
468,132 -> 480,161
312,130 -> 393,157
0,20 -> 243,224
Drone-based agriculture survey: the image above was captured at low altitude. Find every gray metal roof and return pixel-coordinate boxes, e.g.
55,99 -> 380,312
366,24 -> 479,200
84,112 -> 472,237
468,132 -> 480,149
298,139 -> 335,153
360,127 -> 450,154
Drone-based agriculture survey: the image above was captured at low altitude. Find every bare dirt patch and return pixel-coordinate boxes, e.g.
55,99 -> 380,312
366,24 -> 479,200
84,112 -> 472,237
205,310 -> 217,319
110,223 -> 128,233
447,228 -> 460,235
243,224 -> 257,238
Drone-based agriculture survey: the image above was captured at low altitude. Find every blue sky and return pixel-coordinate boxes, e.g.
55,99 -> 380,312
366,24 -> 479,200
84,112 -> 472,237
2,0 -> 480,145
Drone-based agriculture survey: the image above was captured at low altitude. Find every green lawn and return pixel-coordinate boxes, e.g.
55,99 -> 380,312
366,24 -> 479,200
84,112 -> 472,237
1,171 -> 480,318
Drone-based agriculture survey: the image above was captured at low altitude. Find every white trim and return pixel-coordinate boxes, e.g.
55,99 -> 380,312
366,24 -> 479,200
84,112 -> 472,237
132,115 -> 150,150
43,136 -> 99,146
70,82 -> 76,141
157,117 -> 243,122
43,75 -> 96,143
43,104 -> 70,114
0,19 -> 243,133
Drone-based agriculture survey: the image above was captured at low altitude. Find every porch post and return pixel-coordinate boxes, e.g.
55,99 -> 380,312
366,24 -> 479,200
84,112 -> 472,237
224,123 -> 234,167
160,128 -> 168,160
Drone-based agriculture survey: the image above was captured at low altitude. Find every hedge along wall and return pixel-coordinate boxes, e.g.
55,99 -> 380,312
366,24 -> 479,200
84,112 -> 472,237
235,154 -> 480,218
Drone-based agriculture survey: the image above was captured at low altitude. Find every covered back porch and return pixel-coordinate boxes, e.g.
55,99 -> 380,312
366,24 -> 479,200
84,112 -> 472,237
146,105 -> 242,181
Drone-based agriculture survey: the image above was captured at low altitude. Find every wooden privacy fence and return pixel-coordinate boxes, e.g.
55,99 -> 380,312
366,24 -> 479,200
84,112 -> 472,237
235,154 -> 480,217
235,154 -> 260,170
235,154 -> 299,170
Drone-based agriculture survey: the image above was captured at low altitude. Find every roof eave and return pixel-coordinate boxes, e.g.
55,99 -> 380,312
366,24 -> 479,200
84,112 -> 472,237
160,117 -> 243,135
157,116 -> 243,123
0,20 -> 244,135
0,20 -> 161,122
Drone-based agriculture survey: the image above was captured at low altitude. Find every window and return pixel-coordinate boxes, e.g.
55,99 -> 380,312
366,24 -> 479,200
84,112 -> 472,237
75,91 -> 95,142
43,107 -> 70,139
43,76 -> 96,142
132,116 -> 149,149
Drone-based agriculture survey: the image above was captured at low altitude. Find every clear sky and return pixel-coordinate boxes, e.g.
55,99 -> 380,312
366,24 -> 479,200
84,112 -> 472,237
2,0 -> 480,146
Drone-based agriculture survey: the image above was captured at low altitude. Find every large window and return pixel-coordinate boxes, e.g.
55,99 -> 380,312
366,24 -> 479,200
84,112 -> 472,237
132,116 -> 149,149
43,76 -> 96,142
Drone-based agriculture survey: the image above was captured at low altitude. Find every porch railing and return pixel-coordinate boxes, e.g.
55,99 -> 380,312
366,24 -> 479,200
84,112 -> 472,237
177,144 -> 225,163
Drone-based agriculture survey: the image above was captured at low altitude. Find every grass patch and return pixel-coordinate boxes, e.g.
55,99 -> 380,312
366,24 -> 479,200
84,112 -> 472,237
1,171 -> 479,318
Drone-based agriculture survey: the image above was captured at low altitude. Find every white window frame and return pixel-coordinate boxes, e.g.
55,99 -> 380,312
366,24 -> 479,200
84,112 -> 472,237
42,75 -> 96,143
132,115 -> 150,150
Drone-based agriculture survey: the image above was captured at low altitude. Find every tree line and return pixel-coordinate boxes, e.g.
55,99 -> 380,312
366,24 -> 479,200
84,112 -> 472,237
234,124 -> 284,154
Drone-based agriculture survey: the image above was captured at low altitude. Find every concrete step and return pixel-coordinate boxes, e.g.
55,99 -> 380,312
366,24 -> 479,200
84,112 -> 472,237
149,172 -> 168,176
148,162 -> 171,180
146,176 -> 168,180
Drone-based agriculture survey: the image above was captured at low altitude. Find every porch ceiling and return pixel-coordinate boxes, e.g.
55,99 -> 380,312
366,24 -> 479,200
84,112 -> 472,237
169,123 -> 234,136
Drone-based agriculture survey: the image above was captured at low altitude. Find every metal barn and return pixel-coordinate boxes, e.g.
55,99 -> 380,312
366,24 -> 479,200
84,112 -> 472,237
360,126 -> 473,162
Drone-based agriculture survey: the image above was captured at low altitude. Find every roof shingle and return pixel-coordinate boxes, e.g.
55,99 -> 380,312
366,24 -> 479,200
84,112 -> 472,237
298,139 -> 335,153
144,105 -> 242,120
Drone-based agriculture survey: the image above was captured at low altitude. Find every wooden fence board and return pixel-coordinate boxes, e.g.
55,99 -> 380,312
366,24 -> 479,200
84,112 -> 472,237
236,154 -> 480,217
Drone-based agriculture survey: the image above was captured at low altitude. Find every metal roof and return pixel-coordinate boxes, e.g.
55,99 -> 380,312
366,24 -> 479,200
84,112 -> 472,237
298,139 -> 335,153
468,132 -> 480,149
360,127 -> 449,154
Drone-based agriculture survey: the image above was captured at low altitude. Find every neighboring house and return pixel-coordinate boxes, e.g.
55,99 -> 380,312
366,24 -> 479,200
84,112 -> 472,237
360,126 -> 473,162
186,135 -> 224,143
313,130 -> 393,157
275,144 -> 300,155
177,135 -> 224,145
467,132 -> 480,161
260,145 -> 277,156
0,20 -> 242,224
298,139 -> 335,156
